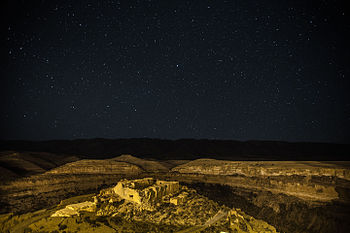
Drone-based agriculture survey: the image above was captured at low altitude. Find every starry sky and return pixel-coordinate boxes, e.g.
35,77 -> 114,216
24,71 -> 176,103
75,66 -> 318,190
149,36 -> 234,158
1,0 -> 350,143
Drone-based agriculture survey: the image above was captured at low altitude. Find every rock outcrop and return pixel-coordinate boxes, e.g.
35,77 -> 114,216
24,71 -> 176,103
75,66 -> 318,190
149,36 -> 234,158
51,201 -> 96,217
29,178 -> 277,233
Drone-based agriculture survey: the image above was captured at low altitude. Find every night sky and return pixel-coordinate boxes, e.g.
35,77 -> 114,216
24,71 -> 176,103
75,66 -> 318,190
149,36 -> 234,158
1,0 -> 350,143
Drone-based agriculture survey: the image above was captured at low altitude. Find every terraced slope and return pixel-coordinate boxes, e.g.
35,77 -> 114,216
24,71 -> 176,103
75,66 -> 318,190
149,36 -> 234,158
110,154 -> 169,172
47,159 -> 143,174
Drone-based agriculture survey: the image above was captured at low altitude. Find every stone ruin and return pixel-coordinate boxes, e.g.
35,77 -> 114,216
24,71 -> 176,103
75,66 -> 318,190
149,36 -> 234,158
51,178 -> 181,217
113,178 -> 180,205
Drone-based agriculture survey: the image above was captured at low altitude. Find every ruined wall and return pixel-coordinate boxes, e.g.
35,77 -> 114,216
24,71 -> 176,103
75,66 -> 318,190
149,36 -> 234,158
155,180 -> 180,196
170,192 -> 188,205
142,181 -> 179,203
131,178 -> 154,189
113,178 -> 180,205
113,182 -> 143,204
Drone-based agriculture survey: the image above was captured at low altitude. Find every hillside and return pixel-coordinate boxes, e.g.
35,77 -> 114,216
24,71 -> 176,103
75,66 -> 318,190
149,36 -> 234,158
0,151 -> 80,182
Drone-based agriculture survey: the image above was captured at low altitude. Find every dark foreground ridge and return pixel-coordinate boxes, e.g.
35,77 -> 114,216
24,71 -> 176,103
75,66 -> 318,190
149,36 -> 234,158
1,138 -> 349,160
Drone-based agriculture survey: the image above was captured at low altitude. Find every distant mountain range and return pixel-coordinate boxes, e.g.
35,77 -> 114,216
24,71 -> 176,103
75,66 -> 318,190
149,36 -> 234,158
1,138 -> 349,160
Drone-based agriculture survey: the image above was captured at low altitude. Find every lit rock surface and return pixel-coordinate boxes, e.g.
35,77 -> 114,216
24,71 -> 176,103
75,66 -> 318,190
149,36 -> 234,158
0,178 -> 278,233
97,178 -> 277,232
51,201 -> 96,217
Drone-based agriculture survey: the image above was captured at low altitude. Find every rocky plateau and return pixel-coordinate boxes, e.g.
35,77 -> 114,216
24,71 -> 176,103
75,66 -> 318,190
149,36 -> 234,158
1,139 -> 350,232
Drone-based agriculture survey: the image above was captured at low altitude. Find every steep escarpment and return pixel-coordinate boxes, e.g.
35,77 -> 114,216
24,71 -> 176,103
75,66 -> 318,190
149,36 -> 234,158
172,159 -> 350,180
187,183 -> 350,233
169,159 -> 350,233
172,159 -> 350,201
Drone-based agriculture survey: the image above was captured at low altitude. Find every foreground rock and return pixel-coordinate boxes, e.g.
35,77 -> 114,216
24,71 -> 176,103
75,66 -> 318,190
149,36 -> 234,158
18,178 -> 276,233
51,201 -> 96,217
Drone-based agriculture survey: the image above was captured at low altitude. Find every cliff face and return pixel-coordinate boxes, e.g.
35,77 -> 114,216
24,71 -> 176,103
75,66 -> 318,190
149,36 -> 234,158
167,159 -> 350,233
171,159 -> 350,202
172,159 -> 350,180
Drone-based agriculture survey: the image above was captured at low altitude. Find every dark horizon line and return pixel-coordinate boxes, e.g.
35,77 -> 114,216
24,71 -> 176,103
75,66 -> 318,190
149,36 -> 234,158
1,137 -> 349,146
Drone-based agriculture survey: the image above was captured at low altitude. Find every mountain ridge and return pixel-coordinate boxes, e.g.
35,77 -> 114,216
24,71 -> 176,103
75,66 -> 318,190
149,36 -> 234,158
1,138 -> 349,160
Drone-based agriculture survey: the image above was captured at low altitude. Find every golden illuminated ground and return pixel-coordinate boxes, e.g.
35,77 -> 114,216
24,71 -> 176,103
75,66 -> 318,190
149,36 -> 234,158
0,180 -> 277,233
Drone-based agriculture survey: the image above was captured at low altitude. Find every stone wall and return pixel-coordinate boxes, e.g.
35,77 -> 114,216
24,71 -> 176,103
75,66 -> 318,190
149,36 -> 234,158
113,178 -> 180,205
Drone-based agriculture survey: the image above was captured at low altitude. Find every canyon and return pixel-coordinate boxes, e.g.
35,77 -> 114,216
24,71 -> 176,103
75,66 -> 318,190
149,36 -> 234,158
1,139 -> 350,232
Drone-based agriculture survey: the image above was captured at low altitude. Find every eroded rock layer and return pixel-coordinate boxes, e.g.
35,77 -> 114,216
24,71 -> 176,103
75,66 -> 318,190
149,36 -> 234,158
172,159 -> 350,180
171,159 -> 350,202
47,159 -> 143,174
